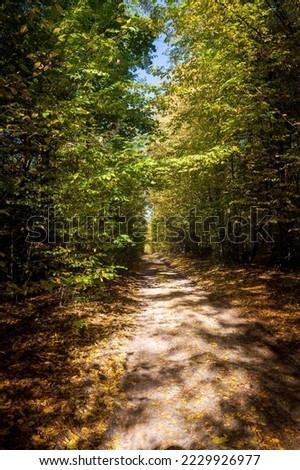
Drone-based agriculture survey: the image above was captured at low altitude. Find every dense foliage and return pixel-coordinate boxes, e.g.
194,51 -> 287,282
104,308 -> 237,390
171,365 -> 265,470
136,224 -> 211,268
149,0 -> 300,267
0,0 -> 160,299
1,0 -> 300,302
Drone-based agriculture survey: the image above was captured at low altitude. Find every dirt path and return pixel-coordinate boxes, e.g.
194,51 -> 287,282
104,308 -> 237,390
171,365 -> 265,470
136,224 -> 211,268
103,255 -> 300,450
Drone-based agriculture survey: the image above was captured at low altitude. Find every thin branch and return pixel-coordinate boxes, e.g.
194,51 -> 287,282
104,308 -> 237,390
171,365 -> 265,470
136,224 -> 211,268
264,0 -> 294,35
216,0 -> 267,43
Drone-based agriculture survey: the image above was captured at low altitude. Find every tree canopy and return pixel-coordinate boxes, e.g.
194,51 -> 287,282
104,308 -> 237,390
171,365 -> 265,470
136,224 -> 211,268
149,0 -> 300,267
1,0 -> 161,299
1,0 -> 300,302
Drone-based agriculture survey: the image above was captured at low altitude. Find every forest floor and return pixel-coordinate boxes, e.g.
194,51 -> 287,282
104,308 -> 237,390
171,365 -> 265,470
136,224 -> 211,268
1,254 -> 300,449
103,255 -> 300,450
0,273 -> 142,449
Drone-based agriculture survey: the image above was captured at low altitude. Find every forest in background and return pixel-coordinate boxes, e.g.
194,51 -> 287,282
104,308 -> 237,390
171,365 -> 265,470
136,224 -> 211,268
1,0 -> 161,302
1,0 -> 300,451
1,0 -> 300,297
150,0 -> 300,267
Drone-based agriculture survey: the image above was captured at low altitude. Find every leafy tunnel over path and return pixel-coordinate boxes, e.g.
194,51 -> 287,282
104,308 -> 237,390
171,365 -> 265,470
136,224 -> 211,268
1,0 -> 300,451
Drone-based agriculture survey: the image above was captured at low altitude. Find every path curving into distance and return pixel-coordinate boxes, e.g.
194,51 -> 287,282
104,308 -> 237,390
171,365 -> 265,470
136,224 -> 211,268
102,255 -> 300,450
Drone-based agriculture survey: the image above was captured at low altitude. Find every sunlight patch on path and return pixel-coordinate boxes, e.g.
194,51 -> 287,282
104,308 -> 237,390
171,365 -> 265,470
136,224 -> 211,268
103,256 -> 300,450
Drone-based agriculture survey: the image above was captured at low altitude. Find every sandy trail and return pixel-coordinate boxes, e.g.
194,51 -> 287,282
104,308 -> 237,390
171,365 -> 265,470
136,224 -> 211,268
103,255 -> 300,450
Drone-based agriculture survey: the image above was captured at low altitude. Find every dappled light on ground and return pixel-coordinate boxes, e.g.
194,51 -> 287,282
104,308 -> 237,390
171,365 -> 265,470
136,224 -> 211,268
103,256 -> 300,450
1,256 -> 299,450
0,280 -> 140,449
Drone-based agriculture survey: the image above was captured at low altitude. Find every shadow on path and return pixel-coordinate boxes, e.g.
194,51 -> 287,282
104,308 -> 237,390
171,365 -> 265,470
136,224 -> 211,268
102,255 -> 300,450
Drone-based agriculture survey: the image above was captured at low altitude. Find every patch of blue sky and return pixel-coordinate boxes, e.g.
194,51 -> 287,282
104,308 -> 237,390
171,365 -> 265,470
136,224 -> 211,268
137,34 -> 169,85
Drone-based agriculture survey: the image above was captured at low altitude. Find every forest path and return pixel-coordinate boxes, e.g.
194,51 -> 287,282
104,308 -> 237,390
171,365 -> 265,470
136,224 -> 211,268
103,255 -> 300,450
